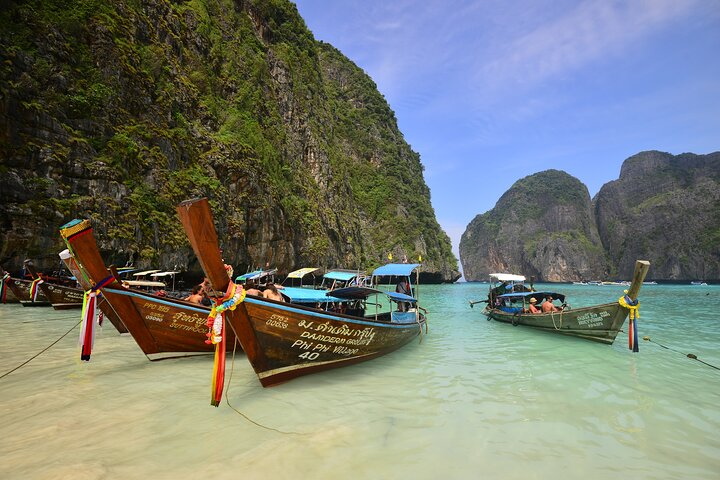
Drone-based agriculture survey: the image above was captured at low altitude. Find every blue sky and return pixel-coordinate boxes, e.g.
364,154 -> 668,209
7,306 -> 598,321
293,0 -> 720,268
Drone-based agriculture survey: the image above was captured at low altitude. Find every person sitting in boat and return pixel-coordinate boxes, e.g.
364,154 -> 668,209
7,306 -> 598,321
541,295 -> 560,313
244,281 -> 262,297
183,285 -> 204,304
528,297 -> 541,314
262,283 -> 285,302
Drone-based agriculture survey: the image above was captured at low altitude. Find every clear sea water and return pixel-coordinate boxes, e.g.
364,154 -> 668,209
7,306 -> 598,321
1,283 -> 718,480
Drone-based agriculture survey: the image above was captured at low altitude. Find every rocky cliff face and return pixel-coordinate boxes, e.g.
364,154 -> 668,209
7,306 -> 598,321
460,170 -> 608,282
0,0 -> 459,281
594,151 -> 720,280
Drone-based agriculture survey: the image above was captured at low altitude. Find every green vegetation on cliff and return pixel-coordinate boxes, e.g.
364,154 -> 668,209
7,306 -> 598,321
0,0 -> 457,279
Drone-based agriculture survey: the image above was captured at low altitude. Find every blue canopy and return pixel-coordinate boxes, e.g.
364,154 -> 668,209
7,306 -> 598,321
236,269 -> 276,282
280,287 -> 342,303
372,263 -> 421,277
323,271 -> 360,281
329,286 -> 383,299
386,291 -> 417,303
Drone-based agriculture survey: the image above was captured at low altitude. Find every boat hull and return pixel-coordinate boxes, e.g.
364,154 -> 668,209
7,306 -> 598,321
103,287 -> 237,358
38,282 -> 85,309
230,297 -> 425,387
485,302 -> 629,344
8,278 -> 50,306
60,219 -> 235,359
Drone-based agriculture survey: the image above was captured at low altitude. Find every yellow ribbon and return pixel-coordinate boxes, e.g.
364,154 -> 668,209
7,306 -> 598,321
618,295 -> 640,320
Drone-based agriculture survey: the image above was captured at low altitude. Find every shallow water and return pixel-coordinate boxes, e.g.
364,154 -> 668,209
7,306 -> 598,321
1,283 -> 718,479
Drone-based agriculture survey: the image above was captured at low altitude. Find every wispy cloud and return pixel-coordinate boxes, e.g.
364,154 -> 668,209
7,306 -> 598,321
478,0 -> 701,97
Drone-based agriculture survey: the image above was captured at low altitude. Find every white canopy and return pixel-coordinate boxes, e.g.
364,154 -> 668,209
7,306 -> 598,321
286,267 -> 320,279
133,269 -> 162,276
150,271 -> 180,277
123,280 -> 166,287
489,273 -> 526,282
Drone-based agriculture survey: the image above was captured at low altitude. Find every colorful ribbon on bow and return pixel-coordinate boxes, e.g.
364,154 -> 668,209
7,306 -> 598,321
29,277 -> 43,302
0,273 -> 9,304
619,294 -> 640,352
79,275 -> 115,361
206,280 -> 246,407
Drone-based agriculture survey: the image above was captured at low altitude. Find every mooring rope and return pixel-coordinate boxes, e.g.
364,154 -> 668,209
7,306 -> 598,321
643,336 -> 720,371
550,309 -> 563,330
0,317 -> 81,379
224,338 -> 305,435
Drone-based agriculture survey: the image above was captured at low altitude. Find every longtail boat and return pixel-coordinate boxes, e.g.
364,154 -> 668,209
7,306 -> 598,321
23,259 -> 84,310
59,219 -> 233,360
478,260 -> 650,345
0,265 -> 50,306
177,197 -> 427,390
0,266 -> 20,303
58,249 -> 129,334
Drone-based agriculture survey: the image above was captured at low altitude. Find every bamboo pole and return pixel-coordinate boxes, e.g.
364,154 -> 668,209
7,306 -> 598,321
626,260 -> 651,300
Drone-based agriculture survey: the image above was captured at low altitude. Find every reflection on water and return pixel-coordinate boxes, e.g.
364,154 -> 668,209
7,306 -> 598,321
1,284 -> 719,479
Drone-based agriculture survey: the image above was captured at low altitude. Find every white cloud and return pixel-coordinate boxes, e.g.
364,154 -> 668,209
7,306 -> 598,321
478,0 -> 700,96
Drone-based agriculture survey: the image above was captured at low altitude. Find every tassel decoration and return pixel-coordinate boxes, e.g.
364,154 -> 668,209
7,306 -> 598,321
205,280 -> 246,407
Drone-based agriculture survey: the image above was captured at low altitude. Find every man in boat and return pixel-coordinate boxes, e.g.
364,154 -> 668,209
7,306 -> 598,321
183,285 -> 204,304
528,297 -> 541,313
395,278 -> 412,312
541,295 -> 560,313
244,281 -> 262,297
262,283 -> 284,302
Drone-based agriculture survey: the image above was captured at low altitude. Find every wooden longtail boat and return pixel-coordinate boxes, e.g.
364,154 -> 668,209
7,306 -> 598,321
0,266 -> 20,303
59,219 -> 234,359
23,260 -> 84,310
177,197 -> 427,388
58,249 -> 129,334
480,260 -> 650,344
0,265 -> 50,306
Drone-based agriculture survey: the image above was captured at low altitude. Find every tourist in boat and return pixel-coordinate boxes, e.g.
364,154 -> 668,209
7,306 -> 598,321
541,295 -> 560,313
528,297 -> 541,313
262,283 -> 284,302
244,281 -> 262,297
183,285 -> 204,304
395,277 -> 411,311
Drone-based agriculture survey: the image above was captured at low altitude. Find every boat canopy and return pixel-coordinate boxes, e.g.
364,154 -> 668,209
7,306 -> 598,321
329,286 -> 418,303
489,273 -> 526,282
151,271 -> 179,277
386,291 -> 417,303
286,267 -> 319,279
123,280 -> 166,288
236,269 -> 277,282
323,270 -> 360,281
280,286 -> 341,303
372,263 -> 421,277
329,286 -> 383,299
497,291 -> 566,303
133,269 -> 162,276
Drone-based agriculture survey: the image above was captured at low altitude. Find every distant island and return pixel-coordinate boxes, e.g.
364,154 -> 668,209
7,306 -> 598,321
460,151 -> 720,282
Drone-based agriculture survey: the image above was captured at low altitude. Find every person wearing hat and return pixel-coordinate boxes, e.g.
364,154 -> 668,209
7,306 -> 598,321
528,297 -> 541,313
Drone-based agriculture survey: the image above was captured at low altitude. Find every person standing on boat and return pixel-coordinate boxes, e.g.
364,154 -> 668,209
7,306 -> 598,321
396,278 -> 412,312
541,295 -> 559,313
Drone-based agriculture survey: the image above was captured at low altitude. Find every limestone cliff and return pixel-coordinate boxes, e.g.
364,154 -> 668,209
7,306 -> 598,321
460,170 -> 608,282
0,0 -> 458,281
594,151 -> 720,280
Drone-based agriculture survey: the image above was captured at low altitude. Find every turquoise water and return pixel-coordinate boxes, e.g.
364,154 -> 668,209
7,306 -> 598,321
1,283 -> 718,479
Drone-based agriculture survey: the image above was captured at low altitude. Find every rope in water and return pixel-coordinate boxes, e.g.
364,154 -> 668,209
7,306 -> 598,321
0,317 -> 81,379
224,338 -> 305,435
643,336 -> 720,371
